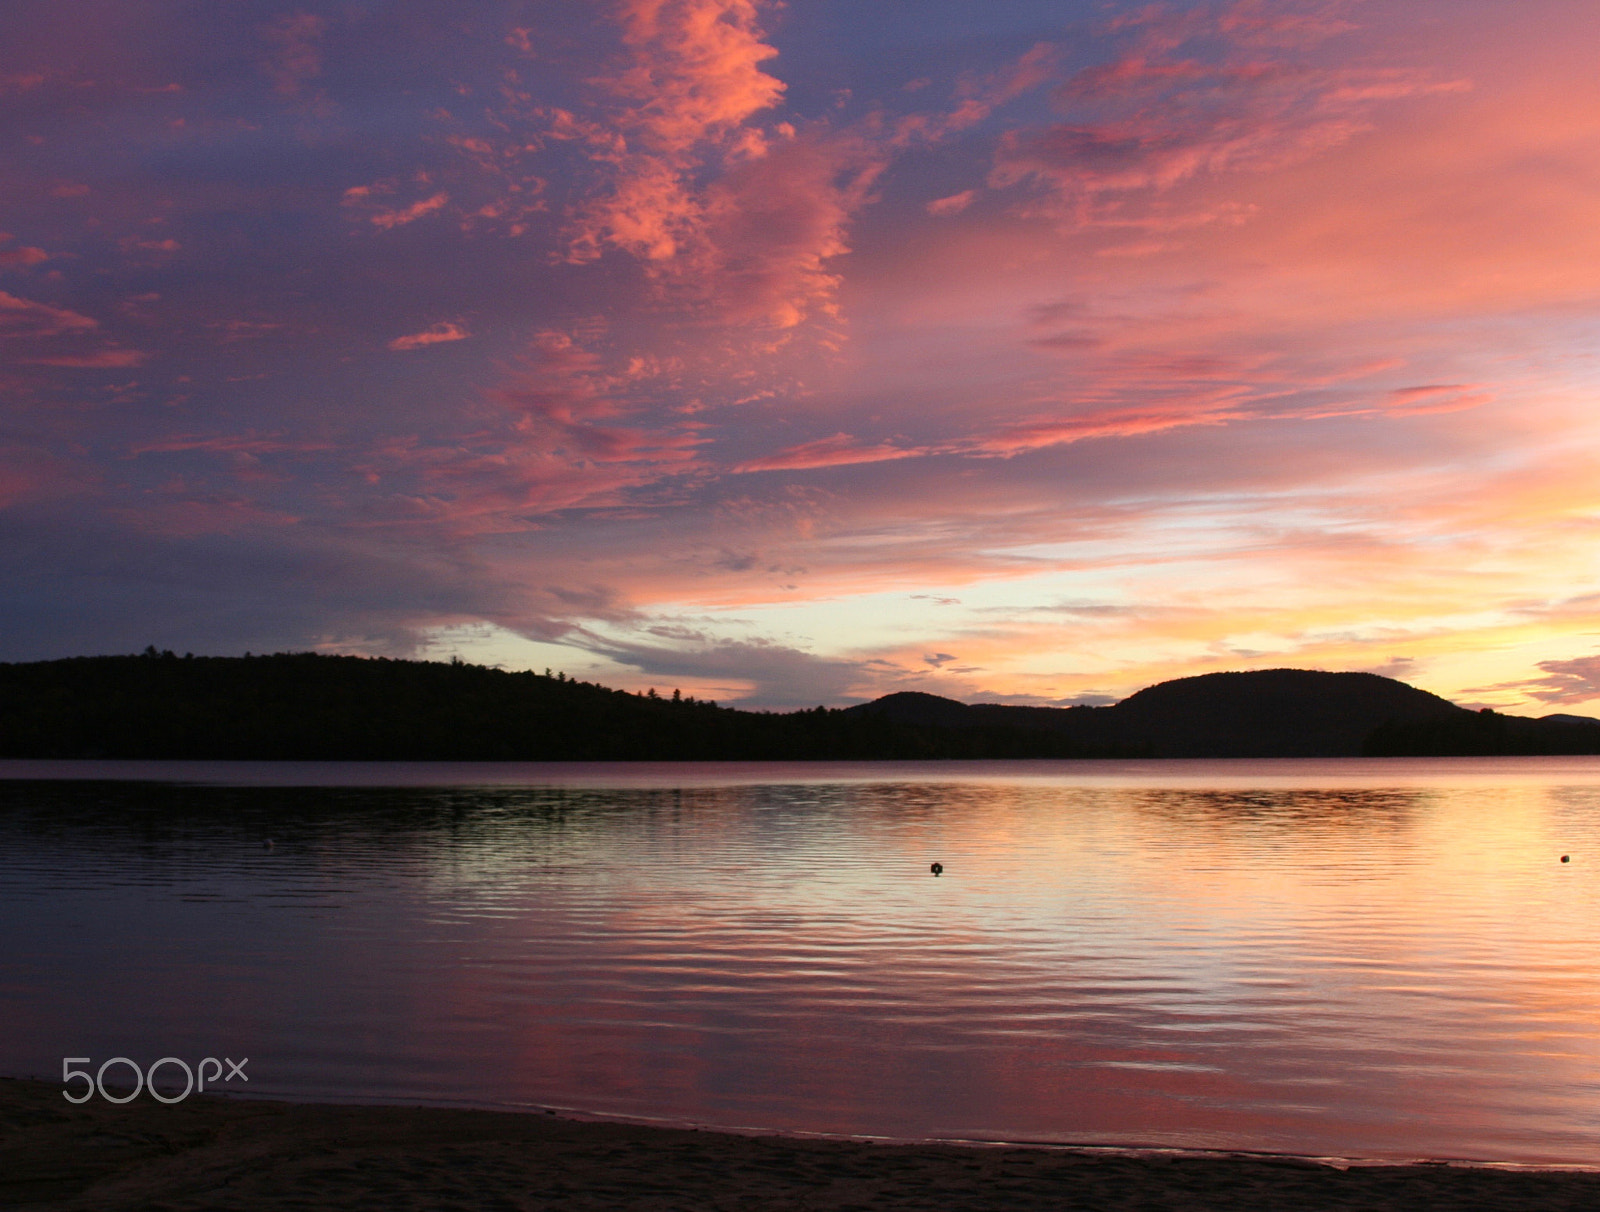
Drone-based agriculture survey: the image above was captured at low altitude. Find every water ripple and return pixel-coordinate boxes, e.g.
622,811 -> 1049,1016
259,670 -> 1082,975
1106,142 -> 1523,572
2,762 -> 1599,1163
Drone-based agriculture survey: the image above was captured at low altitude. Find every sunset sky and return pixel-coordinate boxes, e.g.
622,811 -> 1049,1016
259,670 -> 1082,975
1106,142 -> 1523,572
5,0 -> 1600,711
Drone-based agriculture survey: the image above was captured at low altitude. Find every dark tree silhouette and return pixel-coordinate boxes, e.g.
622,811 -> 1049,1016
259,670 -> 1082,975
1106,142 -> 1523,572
2,654 -> 1594,760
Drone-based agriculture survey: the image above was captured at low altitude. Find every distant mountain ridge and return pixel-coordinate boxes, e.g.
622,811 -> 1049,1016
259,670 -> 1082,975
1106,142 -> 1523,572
846,669 -> 1600,758
0,654 -> 1596,760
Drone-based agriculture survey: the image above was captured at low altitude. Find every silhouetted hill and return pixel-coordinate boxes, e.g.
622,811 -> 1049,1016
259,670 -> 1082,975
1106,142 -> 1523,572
0,650 -> 1102,761
850,670 -> 1600,758
849,691 -> 1007,730
1108,670 -> 1464,757
3,653 -> 1595,760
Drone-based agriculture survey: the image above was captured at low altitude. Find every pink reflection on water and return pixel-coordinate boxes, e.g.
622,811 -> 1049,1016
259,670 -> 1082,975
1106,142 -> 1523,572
2,762 -> 1599,1164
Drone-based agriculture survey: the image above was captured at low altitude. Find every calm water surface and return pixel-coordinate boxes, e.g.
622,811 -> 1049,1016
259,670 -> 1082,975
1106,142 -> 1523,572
2,758 -> 1598,1165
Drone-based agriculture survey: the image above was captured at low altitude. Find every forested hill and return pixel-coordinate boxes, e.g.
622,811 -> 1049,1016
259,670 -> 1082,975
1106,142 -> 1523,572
0,650 -> 1116,761
2,653 -> 1596,760
849,670 -> 1600,758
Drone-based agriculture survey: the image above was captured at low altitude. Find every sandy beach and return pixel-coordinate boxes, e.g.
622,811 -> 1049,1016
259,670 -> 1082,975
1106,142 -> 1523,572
4,1078 -> 1599,1211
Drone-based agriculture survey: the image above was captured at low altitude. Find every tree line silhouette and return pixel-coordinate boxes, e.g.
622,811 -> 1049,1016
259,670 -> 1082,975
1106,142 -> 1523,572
2,651 -> 1594,760
1362,709 -> 1600,756
0,650 -> 1127,761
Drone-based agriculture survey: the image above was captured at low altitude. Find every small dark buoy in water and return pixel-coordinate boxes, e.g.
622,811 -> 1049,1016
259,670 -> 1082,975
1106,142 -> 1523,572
930,862 -> 943,875
1561,855 -> 1570,863
264,839 -> 275,849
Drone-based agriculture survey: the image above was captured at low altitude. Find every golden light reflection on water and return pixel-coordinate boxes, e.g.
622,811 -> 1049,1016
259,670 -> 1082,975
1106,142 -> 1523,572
1,759 -> 1598,1164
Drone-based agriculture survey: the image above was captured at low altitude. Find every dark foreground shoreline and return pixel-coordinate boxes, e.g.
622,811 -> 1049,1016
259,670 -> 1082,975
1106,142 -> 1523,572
4,1079 -> 1600,1211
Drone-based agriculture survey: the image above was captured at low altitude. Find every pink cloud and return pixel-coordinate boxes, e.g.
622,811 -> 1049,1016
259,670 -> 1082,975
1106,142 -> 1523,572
341,182 -> 457,230
562,0 -> 785,264
0,246 -> 48,267
131,434 -> 334,456
556,0 -> 881,328
609,0 -> 786,153
967,402 -> 1250,456
388,322 -> 470,352
261,12 -> 326,97
1214,1 -> 1359,46
439,131 -> 548,236
734,433 -> 924,473
1383,384 -> 1492,415
693,132 -> 884,327
926,190 -> 975,216
892,42 -> 1059,147
24,348 -> 147,368
343,332 -> 709,537
0,439 -> 93,508
989,4 -> 1469,227
119,237 -> 180,254
489,332 -> 705,467
0,292 -> 97,339
368,193 -> 449,230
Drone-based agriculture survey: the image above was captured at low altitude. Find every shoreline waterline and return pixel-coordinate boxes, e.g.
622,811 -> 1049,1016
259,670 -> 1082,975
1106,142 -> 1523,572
17,1076 -> 1600,1175
8,1077 -> 1600,1212
228,1092 -> 1600,1174
8,753 -> 1600,790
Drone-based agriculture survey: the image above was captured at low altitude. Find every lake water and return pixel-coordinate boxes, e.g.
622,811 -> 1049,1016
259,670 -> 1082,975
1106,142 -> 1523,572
3,757 -> 1599,1166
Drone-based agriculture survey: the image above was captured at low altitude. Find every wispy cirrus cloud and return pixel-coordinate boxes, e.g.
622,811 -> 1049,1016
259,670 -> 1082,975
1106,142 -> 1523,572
342,330 -> 707,537
734,433 -> 924,473
1470,655 -> 1600,708
0,292 -> 97,339
989,1 -> 1468,228
131,433 -> 335,457
343,186 -> 451,230
23,348 -> 147,368
1382,384 -> 1492,416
